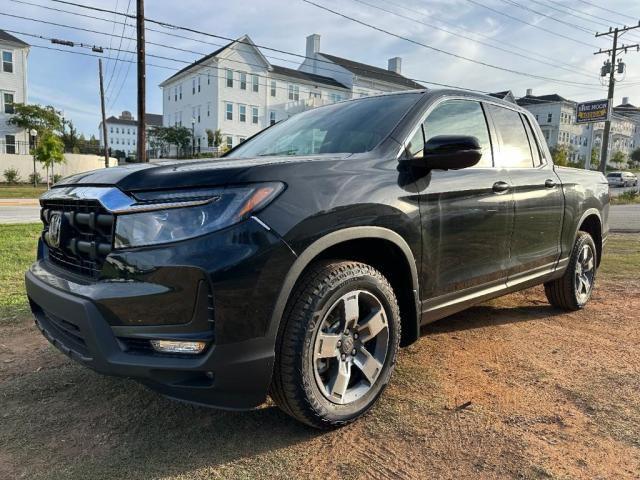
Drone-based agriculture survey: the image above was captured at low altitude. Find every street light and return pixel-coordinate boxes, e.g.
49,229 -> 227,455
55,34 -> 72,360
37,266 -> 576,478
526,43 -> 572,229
30,129 -> 38,188
191,118 -> 196,157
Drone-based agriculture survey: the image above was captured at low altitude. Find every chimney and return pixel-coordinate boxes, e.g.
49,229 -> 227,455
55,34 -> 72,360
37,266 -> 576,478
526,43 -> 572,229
526,88 -> 533,96
388,57 -> 402,74
306,34 -> 320,74
622,96 -> 629,105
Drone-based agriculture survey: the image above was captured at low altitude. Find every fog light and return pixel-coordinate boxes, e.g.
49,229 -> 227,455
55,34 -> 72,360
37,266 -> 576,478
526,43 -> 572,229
150,340 -> 207,354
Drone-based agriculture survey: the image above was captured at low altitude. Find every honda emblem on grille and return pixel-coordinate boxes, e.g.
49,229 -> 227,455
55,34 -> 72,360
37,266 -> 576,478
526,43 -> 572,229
48,212 -> 62,249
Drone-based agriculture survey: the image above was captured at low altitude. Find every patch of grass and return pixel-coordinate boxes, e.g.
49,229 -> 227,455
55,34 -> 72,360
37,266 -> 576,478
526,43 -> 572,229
0,185 -> 48,199
610,189 -> 640,205
0,223 -> 40,321
600,233 -> 640,279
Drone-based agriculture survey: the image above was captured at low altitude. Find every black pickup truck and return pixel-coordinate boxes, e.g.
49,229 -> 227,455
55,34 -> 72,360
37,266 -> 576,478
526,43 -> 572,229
25,90 -> 609,428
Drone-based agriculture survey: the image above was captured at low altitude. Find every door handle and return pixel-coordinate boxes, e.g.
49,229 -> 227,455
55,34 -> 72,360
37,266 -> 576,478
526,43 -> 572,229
492,181 -> 510,193
545,179 -> 556,188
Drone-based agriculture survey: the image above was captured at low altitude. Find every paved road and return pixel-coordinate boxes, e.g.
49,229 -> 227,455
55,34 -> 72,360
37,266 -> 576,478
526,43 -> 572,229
0,205 -> 41,223
608,204 -> 640,233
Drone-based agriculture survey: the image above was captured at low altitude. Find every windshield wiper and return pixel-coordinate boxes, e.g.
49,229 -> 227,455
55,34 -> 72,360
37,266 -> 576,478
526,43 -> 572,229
258,149 -> 298,157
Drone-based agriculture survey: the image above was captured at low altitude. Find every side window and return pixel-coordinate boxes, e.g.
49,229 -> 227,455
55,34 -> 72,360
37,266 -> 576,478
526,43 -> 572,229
486,105 -> 534,168
521,115 -> 543,166
419,100 -> 492,167
405,126 -> 424,159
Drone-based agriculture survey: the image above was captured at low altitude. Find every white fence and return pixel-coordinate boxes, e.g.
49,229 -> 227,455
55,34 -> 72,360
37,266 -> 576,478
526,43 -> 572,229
0,153 -> 118,183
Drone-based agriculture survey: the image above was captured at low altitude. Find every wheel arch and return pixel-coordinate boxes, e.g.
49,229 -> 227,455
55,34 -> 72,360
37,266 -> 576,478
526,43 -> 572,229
576,209 -> 603,266
268,227 -> 421,348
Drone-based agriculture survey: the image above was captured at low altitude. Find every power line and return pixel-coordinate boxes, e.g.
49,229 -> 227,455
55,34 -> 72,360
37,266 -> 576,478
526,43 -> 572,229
104,0 -> 132,97
576,0 -> 640,23
497,0 -> 595,35
47,0 -> 604,87
103,0 -> 119,74
464,0 -> 602,49
350,0 -> 599,80
302,0 -> 602,87
375,0 -> 598,77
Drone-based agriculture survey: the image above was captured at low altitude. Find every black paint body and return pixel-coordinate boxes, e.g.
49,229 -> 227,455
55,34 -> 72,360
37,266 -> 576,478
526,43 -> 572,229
25,90 -> 609,409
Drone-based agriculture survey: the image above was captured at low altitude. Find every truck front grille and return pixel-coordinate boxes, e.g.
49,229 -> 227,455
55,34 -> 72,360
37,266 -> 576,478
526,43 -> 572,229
41,199 -> 115,279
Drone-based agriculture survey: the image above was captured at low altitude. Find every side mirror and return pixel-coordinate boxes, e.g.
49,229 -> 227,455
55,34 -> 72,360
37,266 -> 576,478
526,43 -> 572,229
418,135 -> 482,170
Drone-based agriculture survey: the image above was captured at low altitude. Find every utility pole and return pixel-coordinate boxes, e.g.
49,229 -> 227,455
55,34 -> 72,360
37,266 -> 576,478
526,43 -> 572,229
594,23 -> 640,173
98,59 -> 109,168
136,0 -> 147,163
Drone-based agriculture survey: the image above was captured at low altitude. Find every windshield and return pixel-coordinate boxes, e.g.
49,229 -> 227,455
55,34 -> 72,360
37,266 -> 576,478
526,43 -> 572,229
227,93 -> 422,158
607,173 -> 621,177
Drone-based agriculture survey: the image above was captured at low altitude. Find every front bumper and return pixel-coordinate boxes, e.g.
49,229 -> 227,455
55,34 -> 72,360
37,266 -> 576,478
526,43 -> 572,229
25,218 -> 297,409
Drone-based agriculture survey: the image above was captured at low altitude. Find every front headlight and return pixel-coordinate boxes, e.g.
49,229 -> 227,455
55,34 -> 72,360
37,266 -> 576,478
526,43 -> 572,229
114,182 -> 284,248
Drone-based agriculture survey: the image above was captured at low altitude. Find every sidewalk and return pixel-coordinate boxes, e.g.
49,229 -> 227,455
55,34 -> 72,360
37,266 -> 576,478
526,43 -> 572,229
0,198 -> 40,206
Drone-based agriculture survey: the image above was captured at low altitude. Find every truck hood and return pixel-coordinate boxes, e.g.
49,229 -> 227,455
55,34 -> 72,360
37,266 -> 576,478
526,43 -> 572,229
55,155 -> 347,192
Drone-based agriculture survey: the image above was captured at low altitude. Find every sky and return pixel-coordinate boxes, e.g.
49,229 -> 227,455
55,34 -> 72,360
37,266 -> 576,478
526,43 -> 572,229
3,0 -> 640,136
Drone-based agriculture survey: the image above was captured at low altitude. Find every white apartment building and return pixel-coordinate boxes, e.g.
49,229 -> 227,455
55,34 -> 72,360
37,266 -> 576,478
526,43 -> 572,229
0,30 -> 29,155
518,90 -> 639,167
98,111 -> 162,158
158,34 -> 423,152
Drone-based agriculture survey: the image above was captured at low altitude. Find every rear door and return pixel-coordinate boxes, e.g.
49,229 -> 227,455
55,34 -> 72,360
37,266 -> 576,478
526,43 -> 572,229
484,104 -> 564,283
409,99 -> 514,307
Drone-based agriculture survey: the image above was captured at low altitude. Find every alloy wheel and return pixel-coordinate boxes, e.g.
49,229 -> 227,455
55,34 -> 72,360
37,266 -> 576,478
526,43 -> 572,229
312,290 -> 389,405
574,243 -> 595,304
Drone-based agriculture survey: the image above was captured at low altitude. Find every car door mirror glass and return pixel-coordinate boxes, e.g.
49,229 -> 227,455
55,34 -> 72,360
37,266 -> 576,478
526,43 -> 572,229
419,135 -> 482,170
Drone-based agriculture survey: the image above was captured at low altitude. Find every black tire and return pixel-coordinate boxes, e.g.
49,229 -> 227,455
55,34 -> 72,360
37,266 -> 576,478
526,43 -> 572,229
271,260 -> 401,429
544,231 -> 597,311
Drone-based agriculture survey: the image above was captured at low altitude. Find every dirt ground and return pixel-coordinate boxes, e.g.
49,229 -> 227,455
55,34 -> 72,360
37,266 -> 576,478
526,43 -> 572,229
1,240 -> 639,479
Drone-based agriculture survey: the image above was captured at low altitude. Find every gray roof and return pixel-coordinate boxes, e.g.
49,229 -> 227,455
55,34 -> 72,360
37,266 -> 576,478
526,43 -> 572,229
0,30 -> 29,47
104,114 -> 162,126
318,52 -> 424,90
516,94 -> 571,106
270,65 -> 347,89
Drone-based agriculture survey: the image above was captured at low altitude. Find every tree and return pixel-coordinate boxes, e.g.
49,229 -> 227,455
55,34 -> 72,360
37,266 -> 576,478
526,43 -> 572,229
61,119 -> 79,153
590,148 -> 600,170
549,144 -> 568,167
610,150 -> 626,170
630,148 -> 640,169
6,103 -> 63,136
34,131 -> 64,188
162,126 -> 192,157
213,128 -> 223,148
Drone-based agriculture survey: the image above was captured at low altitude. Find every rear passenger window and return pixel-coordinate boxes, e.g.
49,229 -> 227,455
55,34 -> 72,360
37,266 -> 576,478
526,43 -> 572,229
421,100 -> 493,167
522,115 -> 543,166
486,105 -> 534,168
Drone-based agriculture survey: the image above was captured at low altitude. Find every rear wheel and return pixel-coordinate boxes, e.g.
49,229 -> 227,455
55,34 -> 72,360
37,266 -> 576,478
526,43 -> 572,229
544,232 -> 597,310
271,261 -> 401,429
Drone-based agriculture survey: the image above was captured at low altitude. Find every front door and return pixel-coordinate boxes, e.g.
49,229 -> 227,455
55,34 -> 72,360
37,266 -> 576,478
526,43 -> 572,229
407,100 -> 514,313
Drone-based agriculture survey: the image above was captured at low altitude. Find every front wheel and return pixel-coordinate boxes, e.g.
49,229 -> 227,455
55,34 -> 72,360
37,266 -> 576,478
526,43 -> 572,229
271,261 -> 401,429
544,232 -> 597,310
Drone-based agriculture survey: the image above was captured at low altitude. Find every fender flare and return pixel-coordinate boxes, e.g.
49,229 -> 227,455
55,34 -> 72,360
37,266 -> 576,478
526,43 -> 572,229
574,208 -> 602,241
266,226 -> 421,344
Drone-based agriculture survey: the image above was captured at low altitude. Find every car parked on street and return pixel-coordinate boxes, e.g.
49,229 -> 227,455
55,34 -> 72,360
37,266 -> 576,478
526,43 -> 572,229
26,90 -> 609,428
607,171 -> 638,187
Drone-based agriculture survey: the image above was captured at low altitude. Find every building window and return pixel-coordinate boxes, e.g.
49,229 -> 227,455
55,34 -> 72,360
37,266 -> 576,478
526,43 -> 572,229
207,102 -> 211,117
309,91 -> 321,99
2,51 -> 13,73
547,113 -> 552,123
252,106 -> 258,124
110,127 -> 113,133
179,84 -> 182,99
239,105 -> 246,123
207,71 -> 211,85
116,127 -> 119,134
288,84 -> 299,101
239,137 -> 246,143
4,135 -> 15,154
174,87 -> 177,101
225,103 -> 233,121
226,136 -> 233,149
197,106 -> 201,123
240,72 -> 247,90
252,74 -> 259,93
3,93 -> 14,114
270,111 -> 276,126
270,80 -> 276,97
198,76 -> 201,92
192,78 -> 196,95
226,69 -> 233,88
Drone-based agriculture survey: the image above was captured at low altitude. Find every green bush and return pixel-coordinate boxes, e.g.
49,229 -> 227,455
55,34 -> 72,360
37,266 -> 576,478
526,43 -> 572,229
618,190 -> 639,202
3,167 -> 20,184
28,172 -> 42,185
52,173 -> 62,184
